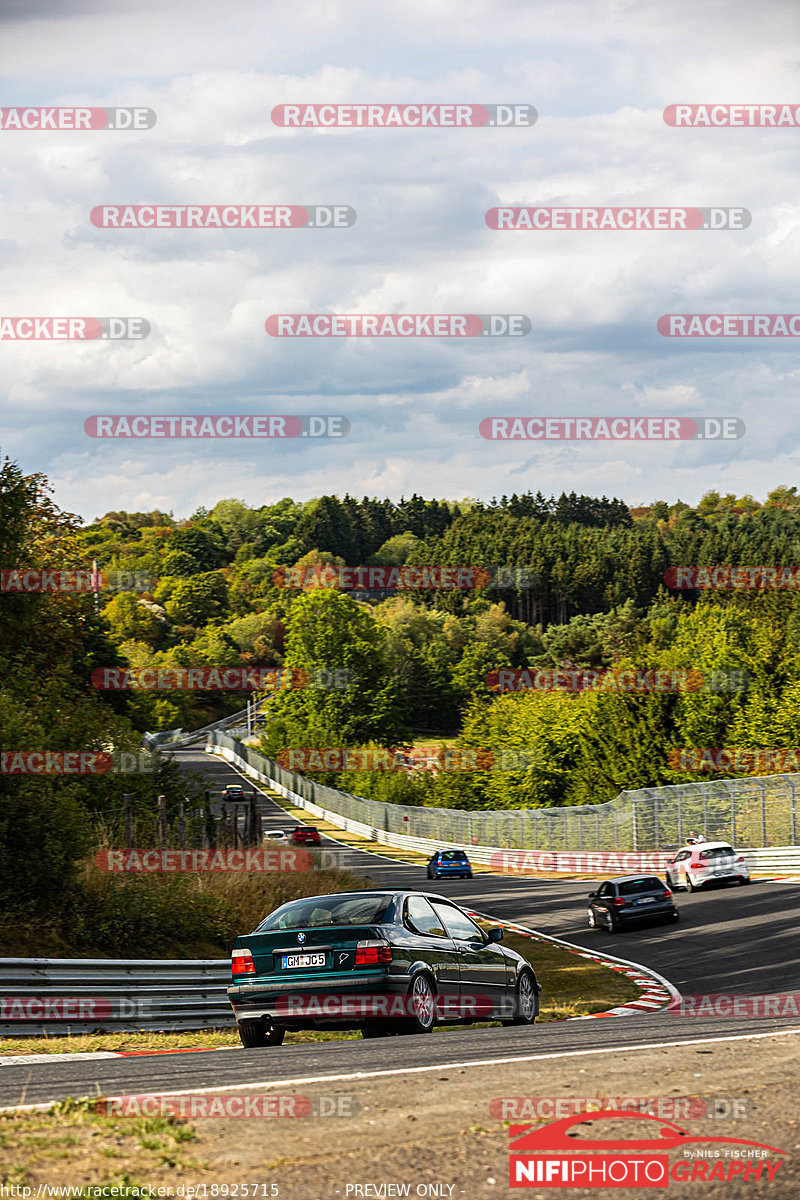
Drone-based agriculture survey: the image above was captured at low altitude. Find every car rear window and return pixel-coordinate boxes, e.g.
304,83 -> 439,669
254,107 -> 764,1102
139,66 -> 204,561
699,846 -> 734,860
255,894 -> 393,931
618,877 -> 663,896
441,851 -> 467,861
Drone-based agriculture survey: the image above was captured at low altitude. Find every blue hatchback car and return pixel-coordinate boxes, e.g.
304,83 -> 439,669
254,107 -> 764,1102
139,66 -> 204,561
427,849 -> 473,879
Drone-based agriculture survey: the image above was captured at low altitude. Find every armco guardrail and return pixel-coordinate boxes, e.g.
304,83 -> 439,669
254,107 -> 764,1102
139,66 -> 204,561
0,958 -> 233,1037
207,734 -> 800,875
207,733 -> 800,856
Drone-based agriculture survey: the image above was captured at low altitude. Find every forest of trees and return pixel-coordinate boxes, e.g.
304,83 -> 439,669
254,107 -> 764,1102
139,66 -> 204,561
5,450 -> 800,893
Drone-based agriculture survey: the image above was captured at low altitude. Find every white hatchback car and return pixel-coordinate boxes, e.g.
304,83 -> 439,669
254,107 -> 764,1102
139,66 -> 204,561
665,841 -> 750,891
263,829 -> 288,842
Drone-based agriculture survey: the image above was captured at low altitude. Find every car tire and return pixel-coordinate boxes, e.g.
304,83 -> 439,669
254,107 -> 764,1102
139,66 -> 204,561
686,876 -> 696,892
740,876 -> 751,885
397,972 -> 436,1035
503,968 -> 538,1026
665,872 -> 674,889
670,910 -> 680,923
465,871 -> 473,879
606,913 -> 618,933
427,867 -> 434,879
238,1021 -> 285,1048
588,909 -> 597,929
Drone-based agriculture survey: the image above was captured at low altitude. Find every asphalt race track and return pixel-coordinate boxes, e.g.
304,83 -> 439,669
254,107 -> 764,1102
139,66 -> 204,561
2,744 -> 799,1109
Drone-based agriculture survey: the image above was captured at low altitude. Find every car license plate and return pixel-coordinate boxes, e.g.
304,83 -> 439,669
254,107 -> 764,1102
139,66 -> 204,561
634,897 -> 655,905
282,953 -> 326,969
714,869 -> 732,876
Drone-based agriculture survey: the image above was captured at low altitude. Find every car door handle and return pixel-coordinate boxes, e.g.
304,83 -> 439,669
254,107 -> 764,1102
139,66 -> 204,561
457,946 -> 470,956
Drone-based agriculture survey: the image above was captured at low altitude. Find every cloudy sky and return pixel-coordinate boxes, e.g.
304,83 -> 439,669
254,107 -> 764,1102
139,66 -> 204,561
1,0 -> 798,521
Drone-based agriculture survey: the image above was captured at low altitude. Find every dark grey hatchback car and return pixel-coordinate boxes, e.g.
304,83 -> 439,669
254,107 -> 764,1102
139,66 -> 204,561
587,875 -> 679,933
228,889 -> 541,1046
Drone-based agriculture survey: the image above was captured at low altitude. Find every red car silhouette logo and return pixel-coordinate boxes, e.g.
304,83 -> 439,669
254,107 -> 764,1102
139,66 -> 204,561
510,1110 -> 784,1155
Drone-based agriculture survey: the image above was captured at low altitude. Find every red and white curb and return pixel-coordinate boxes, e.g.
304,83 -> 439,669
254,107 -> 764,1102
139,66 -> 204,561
0,1046 -> 237,1066
465,909 -> 678,1018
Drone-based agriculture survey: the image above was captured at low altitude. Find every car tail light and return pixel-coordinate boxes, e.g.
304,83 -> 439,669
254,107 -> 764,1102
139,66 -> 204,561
736,857 -> 746,864
611,897 -> 626,907
231,948 -> 256,977
662,888 -> 672,899
355,940 -> 392,966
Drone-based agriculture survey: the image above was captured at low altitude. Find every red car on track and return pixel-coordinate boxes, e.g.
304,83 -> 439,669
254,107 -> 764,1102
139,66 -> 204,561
290,826 -> 322,846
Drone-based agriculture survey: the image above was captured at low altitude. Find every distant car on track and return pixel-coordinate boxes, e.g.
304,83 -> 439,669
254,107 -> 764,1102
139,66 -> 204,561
221,784 -> 248,802
263,829 -> 288,842
665,841 -> 750,891
587,874 -> 679,933
427,849 -> 473,879
227,888 -> 540,1046
289,825 -> 321,845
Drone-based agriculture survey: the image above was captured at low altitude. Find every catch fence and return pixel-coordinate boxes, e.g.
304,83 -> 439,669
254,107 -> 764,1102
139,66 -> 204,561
207,734 -> 799,853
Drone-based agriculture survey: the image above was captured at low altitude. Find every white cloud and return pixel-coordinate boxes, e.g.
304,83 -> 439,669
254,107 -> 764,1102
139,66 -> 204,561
1,0 -> 799,517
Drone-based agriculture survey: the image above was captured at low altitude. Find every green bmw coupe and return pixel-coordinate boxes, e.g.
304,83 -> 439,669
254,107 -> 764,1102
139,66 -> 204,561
227,889 -> 541,1046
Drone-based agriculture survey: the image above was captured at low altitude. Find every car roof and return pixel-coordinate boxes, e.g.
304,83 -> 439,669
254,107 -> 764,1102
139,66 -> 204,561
682,840 -> 733,849
275,888 -> 467,902
603,874 -> 664,883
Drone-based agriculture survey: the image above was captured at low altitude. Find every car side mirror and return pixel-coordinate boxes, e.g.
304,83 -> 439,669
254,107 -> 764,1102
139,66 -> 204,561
588,891 -> 598,898
487,927 -> 504,943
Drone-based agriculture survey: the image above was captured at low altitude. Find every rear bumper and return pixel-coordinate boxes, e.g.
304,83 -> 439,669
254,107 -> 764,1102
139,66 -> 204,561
691,869 -> 749,885
228,970 -> 402,1025
617,902 -> 677,922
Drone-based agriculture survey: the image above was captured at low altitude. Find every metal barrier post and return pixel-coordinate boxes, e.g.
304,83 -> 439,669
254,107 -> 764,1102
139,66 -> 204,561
158,794 -> 167,850
123,793 -> 133,851
178,800 -> 185,850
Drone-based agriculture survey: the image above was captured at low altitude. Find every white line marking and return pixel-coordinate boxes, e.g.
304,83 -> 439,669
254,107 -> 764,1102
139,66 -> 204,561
0,1052 -> 122,1066
4,1028 -> 800,1112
